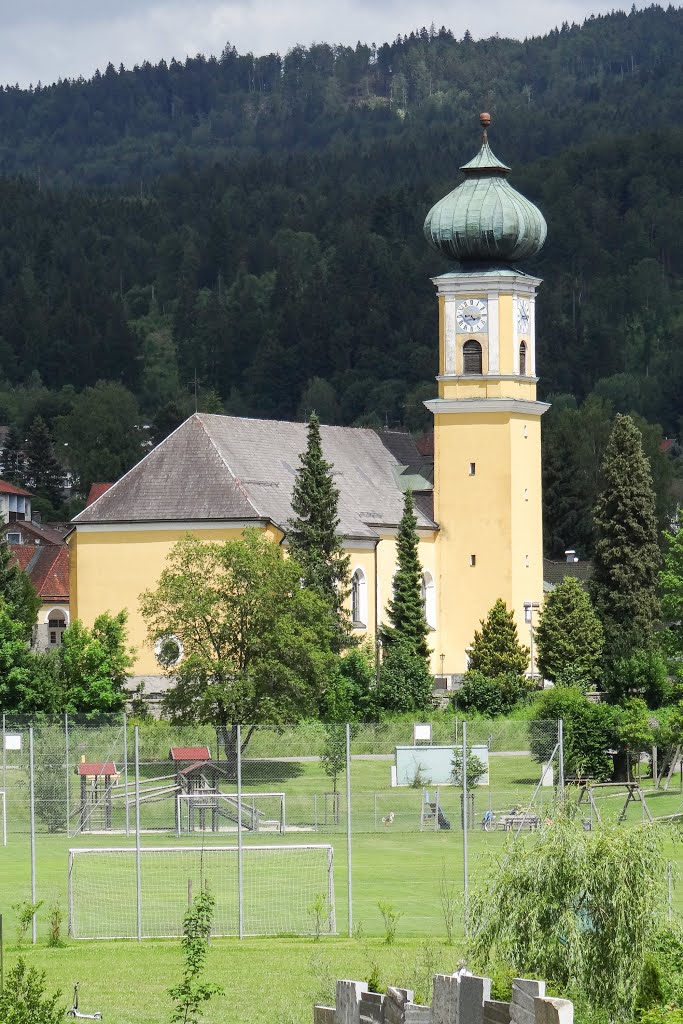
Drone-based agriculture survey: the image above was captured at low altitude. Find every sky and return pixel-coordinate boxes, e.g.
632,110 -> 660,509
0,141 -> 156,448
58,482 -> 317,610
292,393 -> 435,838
0,0 -> 666,89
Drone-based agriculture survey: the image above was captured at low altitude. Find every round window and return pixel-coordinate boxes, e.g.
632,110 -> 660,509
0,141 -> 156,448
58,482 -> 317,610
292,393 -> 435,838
155,634 -> 184,668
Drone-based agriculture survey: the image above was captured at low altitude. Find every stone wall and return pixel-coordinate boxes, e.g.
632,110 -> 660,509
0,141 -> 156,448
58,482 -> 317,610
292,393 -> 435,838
314,974 -> 572,1024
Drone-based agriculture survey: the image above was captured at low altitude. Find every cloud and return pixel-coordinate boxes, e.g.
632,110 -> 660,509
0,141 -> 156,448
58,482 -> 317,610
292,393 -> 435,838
0,0 -> 664,88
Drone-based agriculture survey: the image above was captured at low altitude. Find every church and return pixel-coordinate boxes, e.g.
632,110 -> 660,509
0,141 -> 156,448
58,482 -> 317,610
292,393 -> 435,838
68,115 -> 548,693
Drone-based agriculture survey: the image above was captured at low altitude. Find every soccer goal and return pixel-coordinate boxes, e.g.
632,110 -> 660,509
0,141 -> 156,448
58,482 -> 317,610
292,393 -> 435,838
175,792 -> 286,835
68,844 -> 335,939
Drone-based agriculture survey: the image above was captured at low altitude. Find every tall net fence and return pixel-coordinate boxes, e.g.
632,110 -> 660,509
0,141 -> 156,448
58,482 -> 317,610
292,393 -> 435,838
2,713 -> 679,942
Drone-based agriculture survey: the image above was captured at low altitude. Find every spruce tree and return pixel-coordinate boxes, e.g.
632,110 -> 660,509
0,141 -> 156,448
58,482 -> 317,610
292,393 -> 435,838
288,413 -> 350,647
468,599 -> 529,679
534,577 -> 604,686
25,416 -> 63,511
1,425 -> 26,485
0,541 -> 41,640
380,489 -> 430,660
590,414 -> 661,653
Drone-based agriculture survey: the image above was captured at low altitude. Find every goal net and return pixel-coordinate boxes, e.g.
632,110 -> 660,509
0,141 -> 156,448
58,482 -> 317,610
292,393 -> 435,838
68,844 -> 335,939
176,792 -> 286,835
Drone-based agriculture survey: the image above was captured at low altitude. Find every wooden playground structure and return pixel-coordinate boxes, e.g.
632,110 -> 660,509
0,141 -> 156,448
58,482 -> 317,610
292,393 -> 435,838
577,781 -> 653,826
72,746 -> 286,835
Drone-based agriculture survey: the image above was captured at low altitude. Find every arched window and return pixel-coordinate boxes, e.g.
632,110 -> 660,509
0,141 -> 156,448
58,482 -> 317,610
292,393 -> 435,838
462,340 -> 482,374
519,341 -> 527,376
46,607 -> 69,646
421,571 -> 436,629
351,568 -> 368,627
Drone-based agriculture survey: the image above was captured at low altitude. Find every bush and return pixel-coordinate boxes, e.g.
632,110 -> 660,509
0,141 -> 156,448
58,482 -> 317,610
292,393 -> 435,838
529,687 -> 617,780
453,671 -> 531,716
0,959 -> 63,1024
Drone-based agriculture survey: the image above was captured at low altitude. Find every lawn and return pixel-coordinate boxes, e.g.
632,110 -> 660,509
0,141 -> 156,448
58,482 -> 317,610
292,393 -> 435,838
2,735 -> 683,1024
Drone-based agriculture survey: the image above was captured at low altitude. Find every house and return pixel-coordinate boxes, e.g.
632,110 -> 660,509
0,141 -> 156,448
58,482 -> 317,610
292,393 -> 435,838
68,116 -> 548,694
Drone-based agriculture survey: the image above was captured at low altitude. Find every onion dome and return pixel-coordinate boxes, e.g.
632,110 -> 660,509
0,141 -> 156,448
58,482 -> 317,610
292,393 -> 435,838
424,114 -> 547,263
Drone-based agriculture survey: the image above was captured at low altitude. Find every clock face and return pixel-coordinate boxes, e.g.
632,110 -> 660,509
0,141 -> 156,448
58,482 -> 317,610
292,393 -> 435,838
456,298 -> 487,333
517,299 -> 531,334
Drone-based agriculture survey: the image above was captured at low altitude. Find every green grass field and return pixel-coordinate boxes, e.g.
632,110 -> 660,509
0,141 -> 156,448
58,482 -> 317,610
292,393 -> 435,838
2,738 -> 683,1023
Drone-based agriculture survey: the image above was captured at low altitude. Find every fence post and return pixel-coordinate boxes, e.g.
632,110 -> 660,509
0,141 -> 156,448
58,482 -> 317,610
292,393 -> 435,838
29,726 -> 36,945
2,713 -> 5,847
558,719 -> 565,802
346,722 -> 353,937
237,724 -> 243,940
64,713 -> 70,836
462,720 -> 469,937
668,861 -> 673,924
123,712 -> 130,835
134,725 -> 141,941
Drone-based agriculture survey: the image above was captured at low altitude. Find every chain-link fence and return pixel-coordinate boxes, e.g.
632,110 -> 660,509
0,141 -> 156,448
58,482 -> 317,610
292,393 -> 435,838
2,713 -> 676,944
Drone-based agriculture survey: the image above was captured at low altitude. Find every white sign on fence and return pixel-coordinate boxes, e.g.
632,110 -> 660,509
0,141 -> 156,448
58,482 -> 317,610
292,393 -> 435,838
4,734 -> 21,751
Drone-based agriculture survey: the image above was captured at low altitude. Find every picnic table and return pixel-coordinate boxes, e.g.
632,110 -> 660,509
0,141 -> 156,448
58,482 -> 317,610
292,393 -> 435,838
497,813 -> 540,831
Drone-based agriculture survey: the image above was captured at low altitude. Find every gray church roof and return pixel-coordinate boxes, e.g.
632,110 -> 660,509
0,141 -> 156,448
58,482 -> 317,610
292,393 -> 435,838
73,414 -> 437,539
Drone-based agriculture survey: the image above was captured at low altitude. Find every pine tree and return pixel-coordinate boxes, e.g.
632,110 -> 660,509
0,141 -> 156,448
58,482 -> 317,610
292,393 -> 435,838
287,413 -> 350,647
1,424 -> 26,485
468,599 -> 529,679
380,489 -> 430,660
534,577 -> 604,686
590,414 -> 661,652
24,416 -> 63,510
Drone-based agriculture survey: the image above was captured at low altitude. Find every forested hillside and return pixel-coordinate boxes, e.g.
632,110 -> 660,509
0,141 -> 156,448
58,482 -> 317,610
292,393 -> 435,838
0,5 -> 681,551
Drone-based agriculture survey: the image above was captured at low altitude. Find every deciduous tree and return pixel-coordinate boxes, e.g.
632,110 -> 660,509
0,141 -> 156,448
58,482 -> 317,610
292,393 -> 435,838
140,531 -> 338,763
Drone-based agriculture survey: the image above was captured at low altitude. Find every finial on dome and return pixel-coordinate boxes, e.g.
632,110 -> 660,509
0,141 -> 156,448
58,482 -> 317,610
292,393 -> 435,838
423,113 -> 547,263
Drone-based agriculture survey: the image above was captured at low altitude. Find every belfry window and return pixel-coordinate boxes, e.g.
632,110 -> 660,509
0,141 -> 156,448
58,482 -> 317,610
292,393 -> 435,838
462,340 -> 482,375
519,341 -> 527,376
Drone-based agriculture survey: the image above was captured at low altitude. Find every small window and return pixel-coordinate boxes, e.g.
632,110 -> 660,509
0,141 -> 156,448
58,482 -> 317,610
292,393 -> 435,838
7,533 -> 20,544
469,463 -> 476,476
470,554 -> 476,567
155,634 -> 184,668
421,572 -> 436,629
519,341 -> 527,376
524,488 -> 529,501
462,340 -> 482,374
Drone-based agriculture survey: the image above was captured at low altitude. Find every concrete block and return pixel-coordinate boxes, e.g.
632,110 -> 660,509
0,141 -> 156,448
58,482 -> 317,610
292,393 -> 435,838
315,1007 -> 336,1024
385,986 -> 414,1024
432,973 -> 460,1024
459,974 -> 491,1024
482,1000 -> 511,1024
336,981 -> 369,1024
404,1004 -> 431,1024
359,991 -> 384,1024
534,998 -> 573,1024
510,980 -> 545,1024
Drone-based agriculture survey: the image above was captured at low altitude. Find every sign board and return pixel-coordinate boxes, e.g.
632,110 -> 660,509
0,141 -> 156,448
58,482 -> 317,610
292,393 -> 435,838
4,734 -> 21,751
395,744 -> 490,786
413,723 -> 432,744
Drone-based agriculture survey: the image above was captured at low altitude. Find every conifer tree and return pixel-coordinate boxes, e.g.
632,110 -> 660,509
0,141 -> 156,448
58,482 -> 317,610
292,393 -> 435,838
1,424 -> 26,485
380,489 -> 430,661
25,416 -> 63,510
288,413 -> 350,647
590,413 -> 661,652
468,598 -> 529,679
534,577 -> 604,686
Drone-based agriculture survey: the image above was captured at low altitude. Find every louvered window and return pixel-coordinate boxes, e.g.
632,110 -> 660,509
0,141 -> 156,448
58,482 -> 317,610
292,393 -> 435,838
519,341 -> 527,375
462,340 -> 482,374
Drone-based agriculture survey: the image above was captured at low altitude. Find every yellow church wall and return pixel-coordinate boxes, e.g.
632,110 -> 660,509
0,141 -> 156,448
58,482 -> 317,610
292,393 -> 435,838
69,524 -> 279,676
432,410 -> 543,675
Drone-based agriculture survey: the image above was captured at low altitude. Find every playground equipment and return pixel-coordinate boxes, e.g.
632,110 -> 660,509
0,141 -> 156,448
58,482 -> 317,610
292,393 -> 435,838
420,788 -> 451,830
577,781 -> 653,826
75,760 -> 119,832
66,982 -> 102,1019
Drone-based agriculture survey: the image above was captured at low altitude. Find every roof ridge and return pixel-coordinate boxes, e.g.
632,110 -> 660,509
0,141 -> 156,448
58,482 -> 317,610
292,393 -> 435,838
195,414 -> 264,518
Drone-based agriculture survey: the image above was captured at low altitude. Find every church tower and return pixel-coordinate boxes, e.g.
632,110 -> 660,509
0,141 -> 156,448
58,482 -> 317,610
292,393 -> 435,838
423,114 -> 548,677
